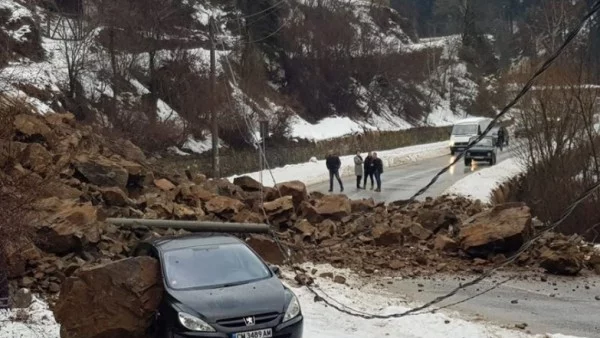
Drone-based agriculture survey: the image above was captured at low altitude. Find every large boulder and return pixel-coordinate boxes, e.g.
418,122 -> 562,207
371,225 -> 403,246
416,209 -> 458,233
73,155 -> 129,189
35,204 -> 100,254
313,195 -> 352,220
458,203 -> 532,258
434,234 -> 458,252
246,235 -> 285,265
54,257 -> 163,338
350,198 -> 375,213
13,114 -> 52,141
99,187 -> 131,207
20,143 -> 53,174
204,179 -> 244,199
1,236 -> 42,278
112,139 -> 146,163
233,176 -> 263,192
262,196 -> 294,226
400,223 -> 433,241
539,247 -> 584,276
273,181 -> 308,207
204,196 -> 245,216
154,178 -> 176,191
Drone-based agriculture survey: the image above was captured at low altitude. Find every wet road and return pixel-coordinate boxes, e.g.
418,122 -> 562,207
385,273 -> 600,337
310,147 -> 600,337
308,149 -> 514,202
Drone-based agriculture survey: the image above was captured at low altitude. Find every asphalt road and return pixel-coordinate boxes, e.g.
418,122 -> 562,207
310,148 -> 600,337
308,149 -> 513,202
385,273 -> 600,337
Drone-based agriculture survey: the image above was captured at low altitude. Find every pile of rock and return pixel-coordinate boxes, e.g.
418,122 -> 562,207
1,112 -> 598,302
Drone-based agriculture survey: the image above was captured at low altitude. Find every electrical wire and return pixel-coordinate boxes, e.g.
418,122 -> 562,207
209,0 -> 600,321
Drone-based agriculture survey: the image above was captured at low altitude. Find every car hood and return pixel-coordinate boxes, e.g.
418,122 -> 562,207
167,277 -> 286,321
469,145 -> 494,151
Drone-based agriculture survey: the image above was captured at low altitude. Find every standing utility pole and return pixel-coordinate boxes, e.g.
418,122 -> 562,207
209,16 -> 220,179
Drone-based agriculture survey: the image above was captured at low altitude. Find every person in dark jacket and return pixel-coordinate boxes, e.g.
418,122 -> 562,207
326,150 -> 344,192
372,152 -> 384,192
363,152 -> 374,190
497,127 -> 505,151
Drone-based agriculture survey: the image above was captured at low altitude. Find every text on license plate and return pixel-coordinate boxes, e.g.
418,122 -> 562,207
234,328 -> 273,338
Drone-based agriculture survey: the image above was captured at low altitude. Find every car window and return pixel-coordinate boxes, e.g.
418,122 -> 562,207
452,124 -> 478,135
163,243 -> 272,290
470,137 -> 493,147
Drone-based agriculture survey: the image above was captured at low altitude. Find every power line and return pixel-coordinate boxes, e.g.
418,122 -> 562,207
272,0 -> 600,320
306,0 -> 600,251
212,0 -> 600,322
405,0 -> 600,204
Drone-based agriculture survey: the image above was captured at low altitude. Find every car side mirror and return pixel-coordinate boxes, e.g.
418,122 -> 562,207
270,265 -> 281,275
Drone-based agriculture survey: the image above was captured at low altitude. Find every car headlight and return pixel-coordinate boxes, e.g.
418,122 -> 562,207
449,140 -> 455,146
178,312 -> 216,332
283,293 -> 301,322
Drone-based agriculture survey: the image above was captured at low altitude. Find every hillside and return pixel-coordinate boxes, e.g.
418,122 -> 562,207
0,0 -> 494,155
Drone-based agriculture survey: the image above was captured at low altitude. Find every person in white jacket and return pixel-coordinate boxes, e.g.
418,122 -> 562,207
354,151 -> 364,189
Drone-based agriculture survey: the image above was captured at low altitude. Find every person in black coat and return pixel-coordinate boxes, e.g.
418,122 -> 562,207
363,152 -> 374,190
325,150 -> 344,192
372,152 -> 384,192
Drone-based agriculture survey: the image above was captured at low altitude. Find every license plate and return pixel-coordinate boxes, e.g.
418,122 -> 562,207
234,329 -> 273,338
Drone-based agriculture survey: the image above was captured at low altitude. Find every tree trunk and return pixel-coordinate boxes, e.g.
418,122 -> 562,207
109,27 -> 119,117
148,50 -> 158,122
108,27 -> 120,117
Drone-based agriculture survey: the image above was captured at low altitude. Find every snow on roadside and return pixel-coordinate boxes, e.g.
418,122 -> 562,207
1,270 -> 582,338
0,297 -> 59,338
443,157 -> 525,203
229,142 -> 449,187
282,265 -> 582,338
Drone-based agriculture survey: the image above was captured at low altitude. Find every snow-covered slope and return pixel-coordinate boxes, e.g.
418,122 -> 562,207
0,0 -> 482,151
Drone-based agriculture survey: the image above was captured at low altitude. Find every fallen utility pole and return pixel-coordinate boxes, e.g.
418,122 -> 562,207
105,218 -> 269,234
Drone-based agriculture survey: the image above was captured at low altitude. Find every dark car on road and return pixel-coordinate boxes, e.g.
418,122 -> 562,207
463,136 -> 497,166
133,234 -> 303,338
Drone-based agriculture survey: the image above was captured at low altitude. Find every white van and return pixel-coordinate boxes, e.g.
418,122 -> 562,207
449,117 -> 493,155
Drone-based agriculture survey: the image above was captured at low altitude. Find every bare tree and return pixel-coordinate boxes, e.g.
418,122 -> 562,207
51,8 -> 97,99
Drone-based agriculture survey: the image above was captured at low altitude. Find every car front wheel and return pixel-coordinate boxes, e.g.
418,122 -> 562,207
490,155 -> 497,166
464,158 -> 472,166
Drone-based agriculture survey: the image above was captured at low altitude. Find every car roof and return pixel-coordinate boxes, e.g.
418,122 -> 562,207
148,233 -> 245,252
454,117 -> 490,125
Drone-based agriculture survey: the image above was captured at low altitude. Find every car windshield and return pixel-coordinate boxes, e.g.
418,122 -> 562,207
470,137 -> 493,147
452,124 -> 478,135
163,243 -> 271,290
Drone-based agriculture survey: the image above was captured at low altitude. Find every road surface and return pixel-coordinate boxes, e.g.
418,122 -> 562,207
385,273 -> 600,337
309,148 -> 600,337
308,149 -> 513,202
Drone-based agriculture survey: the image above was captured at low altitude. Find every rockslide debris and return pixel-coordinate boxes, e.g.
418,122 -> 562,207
0,112 -> 597,302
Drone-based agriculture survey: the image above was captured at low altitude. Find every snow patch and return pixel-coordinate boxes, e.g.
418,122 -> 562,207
283,265 -> 581,338
444,157 -> 525,203
0,296 -> 60,338
229,142 -> 449,187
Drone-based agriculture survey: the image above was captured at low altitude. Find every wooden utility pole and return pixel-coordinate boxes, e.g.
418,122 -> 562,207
209,16 -> 220,178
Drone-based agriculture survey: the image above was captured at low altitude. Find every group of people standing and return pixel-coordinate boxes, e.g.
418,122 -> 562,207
325,151 -> 384,193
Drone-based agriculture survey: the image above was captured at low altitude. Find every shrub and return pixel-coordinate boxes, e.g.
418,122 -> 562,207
159,126 -> 451,177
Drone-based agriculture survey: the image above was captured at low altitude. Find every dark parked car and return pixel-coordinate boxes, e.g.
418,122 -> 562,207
133,234 -> 303,338
464,136 -> 497,166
